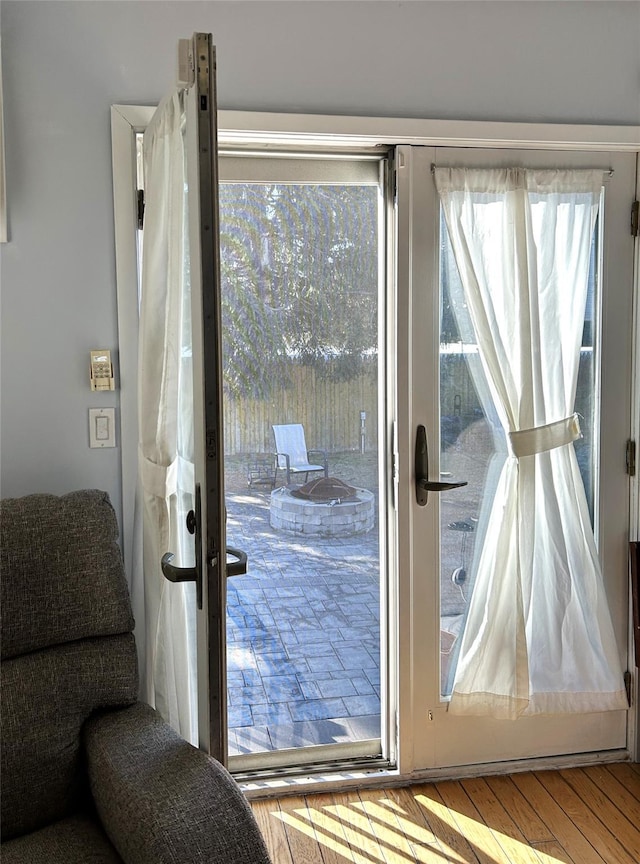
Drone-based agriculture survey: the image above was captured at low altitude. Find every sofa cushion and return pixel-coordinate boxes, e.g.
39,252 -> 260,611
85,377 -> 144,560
1,813 -> 124,864
0,490 -> 134,661
1,634 -> 138,840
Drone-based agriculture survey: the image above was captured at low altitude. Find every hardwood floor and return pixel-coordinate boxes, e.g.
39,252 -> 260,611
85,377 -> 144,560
250,763 -> 640,864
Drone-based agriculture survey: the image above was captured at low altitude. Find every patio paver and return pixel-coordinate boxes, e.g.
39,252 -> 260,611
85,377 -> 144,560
223,440 -> 474,757
225,484 -> 382,755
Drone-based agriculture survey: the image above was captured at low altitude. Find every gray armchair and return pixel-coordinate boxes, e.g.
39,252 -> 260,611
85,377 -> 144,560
0,490 -> 271,864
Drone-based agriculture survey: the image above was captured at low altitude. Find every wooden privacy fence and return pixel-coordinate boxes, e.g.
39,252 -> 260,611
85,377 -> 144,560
223,349 -> 598,457
223,364 -> 379,456
222,355 -> 488,456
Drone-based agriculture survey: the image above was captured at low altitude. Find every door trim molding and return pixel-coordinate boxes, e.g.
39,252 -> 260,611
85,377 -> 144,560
217,111 -> 640,152
114,105 -> 640,150
111,106 -> 143,584
631,155 -> 640,762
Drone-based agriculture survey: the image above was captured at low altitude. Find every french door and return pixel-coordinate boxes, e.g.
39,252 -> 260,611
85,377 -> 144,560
138,44 -> 393,771
399,145 -> 636,772
141,32 -> 230,762
134,71 -> 636,772
182,33 -> 227,760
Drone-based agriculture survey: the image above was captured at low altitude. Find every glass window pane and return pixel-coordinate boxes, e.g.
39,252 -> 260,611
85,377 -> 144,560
438,210 -> 600,697
219,175 -> 385,760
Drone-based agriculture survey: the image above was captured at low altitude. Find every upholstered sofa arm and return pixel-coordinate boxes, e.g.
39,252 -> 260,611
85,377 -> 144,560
84,702 -> 271,864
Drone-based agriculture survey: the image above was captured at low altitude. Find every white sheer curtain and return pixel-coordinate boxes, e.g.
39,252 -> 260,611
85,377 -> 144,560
434,167 -> 627,719
131,89 -> 198,744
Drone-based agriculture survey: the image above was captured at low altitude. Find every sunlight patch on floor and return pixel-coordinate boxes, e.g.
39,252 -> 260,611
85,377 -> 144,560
276,800 -> 467,864
269,792 -> 569,864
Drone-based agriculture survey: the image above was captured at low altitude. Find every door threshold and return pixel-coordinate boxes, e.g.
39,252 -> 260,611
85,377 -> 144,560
240,747 -> 631,799
230,737 -> 383,776
239,757 -> 397,798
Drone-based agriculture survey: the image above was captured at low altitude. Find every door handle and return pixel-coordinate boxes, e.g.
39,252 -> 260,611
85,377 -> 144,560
161,484 -> 249,600
162,545 -> 248,582
161,552 -> 197,583
226,547 -> 248,577
415,424 -> 467,506
161,485 -> 204,608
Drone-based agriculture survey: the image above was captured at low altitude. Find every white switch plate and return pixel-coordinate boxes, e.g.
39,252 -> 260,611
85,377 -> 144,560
89,408 -> 116,448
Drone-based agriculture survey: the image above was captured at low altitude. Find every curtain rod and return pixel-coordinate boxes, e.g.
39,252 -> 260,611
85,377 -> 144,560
430,163 -> 614,177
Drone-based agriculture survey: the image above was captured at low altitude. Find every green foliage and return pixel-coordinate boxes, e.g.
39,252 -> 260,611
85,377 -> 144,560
219,184 -> 379,400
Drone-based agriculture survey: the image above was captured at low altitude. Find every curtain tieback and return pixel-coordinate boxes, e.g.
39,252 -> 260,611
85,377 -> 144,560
508,413 -> 582,459
139,448 -> 195,499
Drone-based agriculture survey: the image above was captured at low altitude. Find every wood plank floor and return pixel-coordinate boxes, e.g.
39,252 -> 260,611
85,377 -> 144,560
250,763 -> 640,864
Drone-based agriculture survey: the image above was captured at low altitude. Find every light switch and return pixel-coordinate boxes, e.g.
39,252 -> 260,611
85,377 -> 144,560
96,415 -> 109,440
89,408 -> 116,448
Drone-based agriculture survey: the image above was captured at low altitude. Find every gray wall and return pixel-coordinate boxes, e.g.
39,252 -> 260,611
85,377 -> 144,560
1,1 -> 639,524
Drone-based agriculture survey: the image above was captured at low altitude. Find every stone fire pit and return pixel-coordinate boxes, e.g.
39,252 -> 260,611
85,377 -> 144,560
270,477 -> 375,537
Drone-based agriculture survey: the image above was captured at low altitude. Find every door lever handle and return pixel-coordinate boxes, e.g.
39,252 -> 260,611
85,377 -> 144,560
417,477 -> 468,493
163,546 -> 248,581
415,424 -> 467,506
160,486 -> 203,609
161,552 -> 197,583
226,546 -> 248,577
161,483 -> 248,600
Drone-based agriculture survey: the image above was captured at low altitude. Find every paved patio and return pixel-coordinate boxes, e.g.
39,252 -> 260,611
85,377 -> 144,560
225,484 -> 381,756
223,435 -> 483,757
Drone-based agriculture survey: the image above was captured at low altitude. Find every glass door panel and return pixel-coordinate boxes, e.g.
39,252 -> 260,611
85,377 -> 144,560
218,154 -> 389,770
438,214 -> 601,697
404,146 -> 635,772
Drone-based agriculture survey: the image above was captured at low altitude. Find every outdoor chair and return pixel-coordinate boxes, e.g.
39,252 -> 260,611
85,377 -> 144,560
0,489 -> 271,864
273,423 -> 328,485
247,453 -> 278,489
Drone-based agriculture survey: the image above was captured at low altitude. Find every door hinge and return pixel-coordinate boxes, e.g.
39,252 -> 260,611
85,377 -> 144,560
632,201 -> 639,238
389,160 -> 397,204
137,189 -> 145,230
626,439 -> 636,477
624,670 -> 632,707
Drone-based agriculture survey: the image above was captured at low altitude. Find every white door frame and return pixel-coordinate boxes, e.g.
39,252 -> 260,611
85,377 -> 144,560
111,108 -> 640,774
